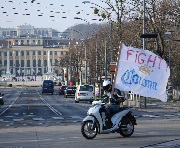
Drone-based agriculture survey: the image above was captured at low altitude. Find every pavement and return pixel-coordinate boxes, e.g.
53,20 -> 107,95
134,99 -> 180,148
133,99 -> 180,118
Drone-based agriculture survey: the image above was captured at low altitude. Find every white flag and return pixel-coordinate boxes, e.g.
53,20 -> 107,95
114,44 -> 170,102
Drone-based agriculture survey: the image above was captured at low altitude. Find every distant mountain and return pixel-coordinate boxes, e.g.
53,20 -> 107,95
62,23 -> 103,40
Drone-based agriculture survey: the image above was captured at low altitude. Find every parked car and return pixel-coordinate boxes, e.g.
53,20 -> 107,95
75,85 -> 94,103
42,80 -> 54,94
0,91 -> 4,105
64,86 -> 77,98
59,85 -> 68,95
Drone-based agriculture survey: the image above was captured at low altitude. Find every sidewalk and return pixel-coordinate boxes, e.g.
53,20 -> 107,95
133,99 -> 180,120
139,99 -> 180,112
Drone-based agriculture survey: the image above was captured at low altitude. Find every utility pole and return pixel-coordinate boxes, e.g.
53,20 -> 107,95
143,0 -> 147,109
104,38 -> 107,80
110,21 -> 113,82
85,44 -> 87,84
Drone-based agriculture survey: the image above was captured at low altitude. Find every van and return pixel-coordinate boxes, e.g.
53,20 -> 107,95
75,85 -> 94,103
42,80 -> 54,94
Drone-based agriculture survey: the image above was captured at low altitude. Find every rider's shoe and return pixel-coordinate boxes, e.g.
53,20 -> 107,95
105,118 -> 113,128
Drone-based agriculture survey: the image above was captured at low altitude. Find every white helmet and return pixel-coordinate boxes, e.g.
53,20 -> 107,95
103,80 -> 111,86
102,80 -> 112,92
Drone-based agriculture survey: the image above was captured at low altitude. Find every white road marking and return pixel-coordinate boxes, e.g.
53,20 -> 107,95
32,117 -> 45,121
52,117 -> 64,120
0,95 -> 19,116
13,118 -> 24,122
164,114 -> 175,117
142,115 -> 160,118
37,91 -> 62,115
71,116 -> 83,119
144,139 -> 180,148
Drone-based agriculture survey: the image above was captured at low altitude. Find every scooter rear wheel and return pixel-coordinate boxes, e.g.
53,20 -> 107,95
119,119 -> 134,137
81,121 -> 98,139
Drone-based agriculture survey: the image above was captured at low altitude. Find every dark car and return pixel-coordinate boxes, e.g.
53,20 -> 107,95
59,85 -> 68,95
42,80 -> 54,94
0,92 -> 4,105
64,86 -> 76,98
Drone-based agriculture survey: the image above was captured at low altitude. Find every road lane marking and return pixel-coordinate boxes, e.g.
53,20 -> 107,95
38,95 -> 62,115
142,115 -> 160,118
142,139 -> 180,148
32,117 -> 45,121
0,94 -> 20,116
164,114 -> 175,117
13,118 -> 24,122
71,116 -> 83,119
52,117 -> 64,120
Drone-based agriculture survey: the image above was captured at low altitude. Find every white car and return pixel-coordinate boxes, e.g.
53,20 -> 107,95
75,85 -> 94,103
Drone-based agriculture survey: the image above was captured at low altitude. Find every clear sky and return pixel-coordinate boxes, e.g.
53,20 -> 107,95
0,0 -> 107,32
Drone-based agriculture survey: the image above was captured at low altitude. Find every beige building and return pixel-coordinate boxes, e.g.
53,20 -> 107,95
0,37 -> 71,78
0,24 -> 53,38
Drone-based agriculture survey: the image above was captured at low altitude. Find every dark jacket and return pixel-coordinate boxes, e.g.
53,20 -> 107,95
103,88 -> 126,105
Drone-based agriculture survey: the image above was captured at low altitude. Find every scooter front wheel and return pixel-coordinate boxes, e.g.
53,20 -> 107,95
81,121 -> 98,139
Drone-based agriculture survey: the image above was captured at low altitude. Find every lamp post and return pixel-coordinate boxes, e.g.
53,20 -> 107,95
82,1 -> 113,81
104,38 -> 107,80
165,31 -> 172,78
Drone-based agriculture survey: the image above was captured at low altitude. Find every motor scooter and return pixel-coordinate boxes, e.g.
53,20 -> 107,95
81,97 -> 137,139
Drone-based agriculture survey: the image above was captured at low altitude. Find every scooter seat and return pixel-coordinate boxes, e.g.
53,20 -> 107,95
110,105 -> 130,114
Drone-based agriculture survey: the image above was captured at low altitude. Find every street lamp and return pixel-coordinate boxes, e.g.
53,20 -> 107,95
165,31 -> 172,78
82,1 -> 113,81
67,29 -> 88,84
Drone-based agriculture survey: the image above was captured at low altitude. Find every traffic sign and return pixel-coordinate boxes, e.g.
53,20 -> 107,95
109,62 -> 117,74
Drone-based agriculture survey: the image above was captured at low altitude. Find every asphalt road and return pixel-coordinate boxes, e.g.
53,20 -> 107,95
0,87 -> 179,148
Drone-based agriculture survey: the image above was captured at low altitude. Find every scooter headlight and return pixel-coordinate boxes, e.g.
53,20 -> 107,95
87,110 -> 92,115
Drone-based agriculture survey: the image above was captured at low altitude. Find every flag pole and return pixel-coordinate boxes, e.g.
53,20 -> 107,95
110,42 -> 123,99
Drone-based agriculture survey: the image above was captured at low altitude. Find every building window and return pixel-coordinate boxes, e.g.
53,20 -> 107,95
33,59 -> 36,67
43,51 -> 46,55
27,51 -> 29,55
21,40 -> 24,45
27,40 -> 30,45
10,60 -> 13,66
27,60 -> 30,67
21,51 -> 24,56
38,40 -> 40,45
4,60 -> 7,66
33,51 -> 35,55
4,52 -> 7,56
44,59 -> 47,67
16,51 -> 18,56
21,60 -> 24,67
16,60 -> 19,67
33,40 -> 35,45
38,59 -> 41,67
38,51 -> 41,55
55,59 -> 58,65
15,40 -> 18,45
10,51 -> 12,56
0,51 -> 1,56
50,51 -> 52,55
55,51 -> 57,55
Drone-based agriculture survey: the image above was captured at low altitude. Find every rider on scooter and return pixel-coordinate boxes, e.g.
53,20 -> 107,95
102,80 -> 126,128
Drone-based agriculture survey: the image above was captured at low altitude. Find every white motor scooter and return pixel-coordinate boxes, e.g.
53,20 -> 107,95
81,98 -> 137,139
